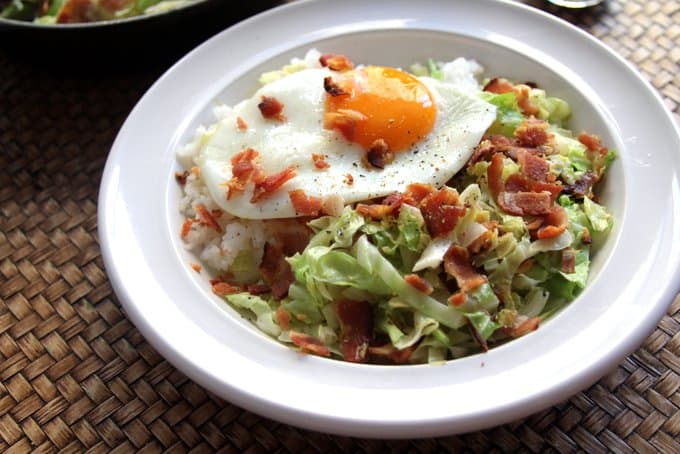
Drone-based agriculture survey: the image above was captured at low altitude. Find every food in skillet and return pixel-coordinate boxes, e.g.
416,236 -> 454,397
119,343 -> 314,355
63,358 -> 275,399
175,50 -> 615,364
0,0 -> 194,23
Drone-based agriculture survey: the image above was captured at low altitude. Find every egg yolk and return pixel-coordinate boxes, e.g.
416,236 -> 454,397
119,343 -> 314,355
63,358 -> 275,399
325,66 -> 437,152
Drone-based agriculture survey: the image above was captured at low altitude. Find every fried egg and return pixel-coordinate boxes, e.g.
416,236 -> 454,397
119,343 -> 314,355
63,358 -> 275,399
195,64 -> 496,219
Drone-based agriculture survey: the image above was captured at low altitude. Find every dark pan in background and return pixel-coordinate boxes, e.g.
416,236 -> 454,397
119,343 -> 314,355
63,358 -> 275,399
0,0 -> 286,70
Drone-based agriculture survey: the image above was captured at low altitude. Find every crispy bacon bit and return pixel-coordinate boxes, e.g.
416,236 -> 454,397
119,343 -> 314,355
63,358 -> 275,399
246,283 -> 271,295
276,306 -> 291,330
289,331 -> 331,357
268,218 -> 312,256
356,203 -> 393,220
236,116 -> 248,130
420,187 -> 466,237
447,291 -> 467,307
251,166 -> 297,203
443,245 -> 487,292
344,173 -> 354,186
582,227 -> 592,244
324,109 -> 366,142
498,191 -> 552,216
578,132 -> 606,153
175,171 -> 190,186
518,150 -> 550,182
311,153 -> 330,170
319,53 -> 354,71
514,84 -> 539,116
212,282 -> 240,297
515,119 -> 551,147
289,189 -> 322,216
181,219 -> 194,238
56,0 -> 93,23
536,205 -> 568,239
405,274 -> 433,295
365,138 -> 394,169
561,248 -> 576,274
368,344 -> 413,364
323,76 -> 348,97
483,77 -> 514,94
506,316 -> 540,338
258,96 -> 285,121
190,263 -> 202,273
403,183 -> 435,205
259,242 -> 295,300
487,152 -> 505,200
563,171 -> 598,198
196,204 -> 223,232
336,300 -> 373,363
226,148 -> 261,199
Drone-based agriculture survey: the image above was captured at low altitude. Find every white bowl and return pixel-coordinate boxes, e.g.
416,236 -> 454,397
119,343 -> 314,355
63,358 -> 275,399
98,0 -> 680,438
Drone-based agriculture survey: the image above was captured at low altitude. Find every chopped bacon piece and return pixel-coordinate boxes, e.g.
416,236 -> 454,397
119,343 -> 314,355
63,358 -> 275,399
226,148 -> 261,199
483,77 -> 514,94
366,138 -> 394,169
276,306 -> 291,330
258,96 -> 285,121
236,116 -> 248,130
268,218 -> 312,256
404,274 -> 433,295
563,171 -> 598,198
56,0 -> 94,23
536,205 -> 568,239
447,291 -> 467,307
180,219 -> 194,238
196,204 -> 223,232
336,300 -> 373,363
513,84 -> 539,116
403,183 -> 436,205
311,153 -> 330,170
175,170 -> 189,186
251,166 -> 297,203
368,344 -> 413,364
190,263 -> 202,273
246,283 -> 271,295
518,150 -> 550,182
505,316 -> 540,338
344,173 -> 354,186
319,54 -> 354,71
289,331 -> 331,357
487,152 -> 505,200
515,119 -> 551,147
582,227 -> 592,244
420,187 -> 466,237
443,246 -> 487,292
498,191 -> 552,216
525,216 -> 544,230
212,282 -> 240,297
289,189 -> 322,216
356,203 -> 394,220
561,248 -> 576,274
259,242 -> 295,300
324,109 -> 366,142
578,132 -> 606,154
323,76 -> 348,97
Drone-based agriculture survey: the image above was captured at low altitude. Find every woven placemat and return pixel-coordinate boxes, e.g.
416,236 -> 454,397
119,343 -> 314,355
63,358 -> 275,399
1,0 -> 678,452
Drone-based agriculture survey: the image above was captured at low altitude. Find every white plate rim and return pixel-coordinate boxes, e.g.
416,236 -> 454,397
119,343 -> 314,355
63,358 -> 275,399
98,0 -> 680,438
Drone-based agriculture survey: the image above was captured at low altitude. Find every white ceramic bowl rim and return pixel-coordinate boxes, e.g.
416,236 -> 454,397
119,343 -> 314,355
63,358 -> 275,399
99,0 -> 680,438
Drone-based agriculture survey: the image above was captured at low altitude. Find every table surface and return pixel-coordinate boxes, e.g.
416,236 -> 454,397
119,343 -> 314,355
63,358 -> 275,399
1,0 -> 678,452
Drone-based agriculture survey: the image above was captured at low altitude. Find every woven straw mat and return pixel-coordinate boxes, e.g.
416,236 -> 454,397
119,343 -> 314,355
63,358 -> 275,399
0,0 -> 678,452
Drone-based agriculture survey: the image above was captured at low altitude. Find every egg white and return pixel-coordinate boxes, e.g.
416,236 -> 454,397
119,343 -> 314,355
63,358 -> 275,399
196,67 -> 496,219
